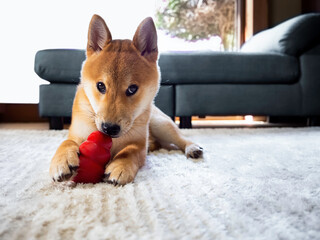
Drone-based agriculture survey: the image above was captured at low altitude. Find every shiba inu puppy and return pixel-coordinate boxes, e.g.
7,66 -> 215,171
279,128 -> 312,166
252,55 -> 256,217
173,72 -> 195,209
49,15 -> 203,185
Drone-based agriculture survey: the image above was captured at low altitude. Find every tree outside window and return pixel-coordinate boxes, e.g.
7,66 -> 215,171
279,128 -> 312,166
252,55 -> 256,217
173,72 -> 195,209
155,0 -> 236,51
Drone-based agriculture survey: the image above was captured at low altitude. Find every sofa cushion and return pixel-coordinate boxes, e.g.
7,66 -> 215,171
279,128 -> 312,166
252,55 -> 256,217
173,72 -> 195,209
35,49 -> 86,83
39,84 -> 175,117
241,13 -> 320,56
159,52 -> 299,84
175,84 -> 302,116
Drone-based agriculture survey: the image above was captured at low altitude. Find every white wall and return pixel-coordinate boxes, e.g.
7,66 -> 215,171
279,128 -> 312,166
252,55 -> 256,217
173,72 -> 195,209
0,0 -> 157,103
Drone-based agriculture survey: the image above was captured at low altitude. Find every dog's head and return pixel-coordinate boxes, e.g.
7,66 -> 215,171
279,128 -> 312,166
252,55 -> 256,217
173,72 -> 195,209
81,15 -> 160,138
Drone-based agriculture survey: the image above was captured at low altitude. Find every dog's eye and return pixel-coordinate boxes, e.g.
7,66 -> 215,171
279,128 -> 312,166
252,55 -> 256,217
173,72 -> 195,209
126,84 -> 138,96
97,82 -> 106,94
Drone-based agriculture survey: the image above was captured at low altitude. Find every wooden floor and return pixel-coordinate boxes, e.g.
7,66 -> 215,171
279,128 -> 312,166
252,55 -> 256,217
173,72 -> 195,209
0,123 -> 51,130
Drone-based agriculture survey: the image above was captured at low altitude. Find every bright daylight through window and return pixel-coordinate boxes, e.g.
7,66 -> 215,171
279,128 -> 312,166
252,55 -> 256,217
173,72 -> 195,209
156,0 -> 236,51
0,0 -> 237,103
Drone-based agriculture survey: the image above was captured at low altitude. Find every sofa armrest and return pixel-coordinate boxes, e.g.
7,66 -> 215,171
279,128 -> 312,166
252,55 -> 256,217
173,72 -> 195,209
299,43 -> 320,115
35,49 -> 86,83
241,13 -> 320,56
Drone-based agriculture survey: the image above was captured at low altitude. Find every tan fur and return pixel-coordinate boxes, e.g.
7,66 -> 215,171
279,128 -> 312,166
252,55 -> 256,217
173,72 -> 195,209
49,15 -> 203,185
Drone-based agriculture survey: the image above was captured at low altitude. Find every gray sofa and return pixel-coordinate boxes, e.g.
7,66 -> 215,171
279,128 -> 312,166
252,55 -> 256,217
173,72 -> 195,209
35,13 -> 320,129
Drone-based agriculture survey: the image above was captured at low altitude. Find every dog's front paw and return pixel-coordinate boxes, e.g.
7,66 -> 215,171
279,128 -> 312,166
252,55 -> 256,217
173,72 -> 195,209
49,140 -> 79,182
185,143 -> 203,159
104,159 -> 138,186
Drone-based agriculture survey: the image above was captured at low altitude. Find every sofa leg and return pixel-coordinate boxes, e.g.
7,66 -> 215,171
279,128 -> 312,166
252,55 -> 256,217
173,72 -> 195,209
268,116 -> 307,125
179,116 -> 192,128
49,117 -> 63,130
307,117 -> 320,126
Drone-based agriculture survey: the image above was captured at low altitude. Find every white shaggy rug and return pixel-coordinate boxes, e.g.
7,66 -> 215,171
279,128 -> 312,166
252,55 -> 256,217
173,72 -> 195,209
0,128 -> 320,240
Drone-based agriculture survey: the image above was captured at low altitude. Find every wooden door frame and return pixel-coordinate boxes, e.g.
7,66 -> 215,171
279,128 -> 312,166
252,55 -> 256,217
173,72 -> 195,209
238,0 -> 269,46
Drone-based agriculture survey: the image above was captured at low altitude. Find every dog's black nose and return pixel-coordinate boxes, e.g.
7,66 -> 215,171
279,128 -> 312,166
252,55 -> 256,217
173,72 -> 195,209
101,123 -> 121,137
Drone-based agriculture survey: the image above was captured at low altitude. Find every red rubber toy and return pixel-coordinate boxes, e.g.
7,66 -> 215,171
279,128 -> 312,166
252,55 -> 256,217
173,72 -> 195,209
72,131 -> 112,184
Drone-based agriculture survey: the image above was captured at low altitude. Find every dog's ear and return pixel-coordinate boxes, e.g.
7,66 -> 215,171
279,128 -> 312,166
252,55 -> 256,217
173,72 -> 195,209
133,17 -> 158,61
87,14 -> 112,56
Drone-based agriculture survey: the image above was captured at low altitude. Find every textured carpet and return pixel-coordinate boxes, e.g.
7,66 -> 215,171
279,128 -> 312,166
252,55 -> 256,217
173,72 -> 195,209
0,128 -> 320,240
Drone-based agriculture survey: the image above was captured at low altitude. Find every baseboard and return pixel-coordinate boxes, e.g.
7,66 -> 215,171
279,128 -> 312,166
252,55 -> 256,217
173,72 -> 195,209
0,104 -> 46,123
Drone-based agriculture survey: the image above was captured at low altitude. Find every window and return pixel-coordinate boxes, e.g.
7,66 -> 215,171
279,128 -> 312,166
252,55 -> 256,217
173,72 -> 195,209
0,0 -> 238,104
156,0 -> 237,51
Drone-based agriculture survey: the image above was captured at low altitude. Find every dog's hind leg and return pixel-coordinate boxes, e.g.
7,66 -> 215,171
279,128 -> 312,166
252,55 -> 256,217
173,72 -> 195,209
149,105 -> 203,158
